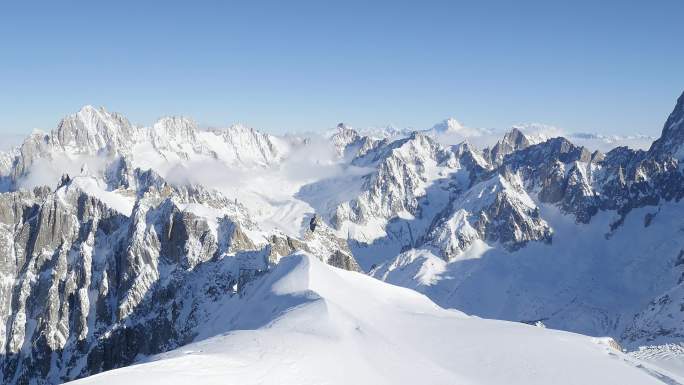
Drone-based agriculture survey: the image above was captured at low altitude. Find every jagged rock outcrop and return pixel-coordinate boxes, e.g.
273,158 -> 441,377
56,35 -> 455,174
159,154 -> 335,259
2,106 -> 291,190
265,215 -> 359,272
11,106 -> 138,181
422,172 -> 552,260
0,178 -> 261,384
332,133 -> 459,230
0,168 -> 358,385
648,91 -> 684,160
330,123 -> 361,156
485,127 -> 532,165
3,93 -> 684,384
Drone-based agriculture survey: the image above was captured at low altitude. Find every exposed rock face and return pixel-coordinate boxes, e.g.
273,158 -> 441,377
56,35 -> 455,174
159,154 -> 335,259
356,91 -> 684,351
3,93 -> 684,383
0,170 -> 359,385
302,215 -> 360,271
648,91 -> 684,160
423,172 -> 551,260
332,133 -> 460,229
0,178 -> 254,384
330,123 -> 361,157
264,215 -> 359,272
11,106 -> 139,181
486,128 -> 531,165
2,105 -> 291,189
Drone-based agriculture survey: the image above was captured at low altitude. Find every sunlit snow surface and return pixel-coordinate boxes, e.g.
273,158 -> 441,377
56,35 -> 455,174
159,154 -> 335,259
2,106 -> 680,383
70,253 -> 678,385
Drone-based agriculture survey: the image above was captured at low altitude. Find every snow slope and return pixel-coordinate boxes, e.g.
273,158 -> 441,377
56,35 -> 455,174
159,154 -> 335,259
69,253 -> 679,385
0,98 -> 681,384
374,202 -> 684,346
632,344 -> 684,379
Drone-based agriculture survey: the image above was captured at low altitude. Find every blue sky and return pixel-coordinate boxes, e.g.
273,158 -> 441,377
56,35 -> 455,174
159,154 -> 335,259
0,0 -> 682,136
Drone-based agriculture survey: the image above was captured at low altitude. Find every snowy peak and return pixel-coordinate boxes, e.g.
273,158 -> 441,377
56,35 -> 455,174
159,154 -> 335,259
430,117 -> 466,133
453,141 -> 491,170
66,252 -> 676,385
424,171 -> 551,260
335,122 -> 353,131
510,123 -> 562,144
4,95 -> 684,384
148,117 -> 285,167
649,91 -> 684,159
218,123 -> 287,166
504,136 -> 592,167
426,118 -> 492,146
330,122 -> 362,156
487,127 -> 532,164
8,105 -> 138,182
54,105 -> 136,154
664,91 -> 684,135
357,124 -> 413,139
5,107 -> 293,188
151,116 -> 198,142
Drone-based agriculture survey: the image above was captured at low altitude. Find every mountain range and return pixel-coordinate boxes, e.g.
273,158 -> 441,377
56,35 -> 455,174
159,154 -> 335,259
0,92 -> 683,384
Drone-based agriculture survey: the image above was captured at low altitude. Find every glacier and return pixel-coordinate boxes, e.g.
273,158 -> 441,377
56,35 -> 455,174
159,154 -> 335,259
0,92 -> 684,383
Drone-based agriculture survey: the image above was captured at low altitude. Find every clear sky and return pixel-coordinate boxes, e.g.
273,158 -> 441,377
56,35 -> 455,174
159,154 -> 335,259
1,0 -> 683,136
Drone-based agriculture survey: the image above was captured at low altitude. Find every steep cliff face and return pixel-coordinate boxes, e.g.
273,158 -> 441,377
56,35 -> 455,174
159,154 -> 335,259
2,106 -> 291,191
485,127 -> 532,165
422,172 -> 552,260
10,106 -> 139,182
2,94 -> 684,384
0,167 -> 358,384
367,93 -> 684,351
649,91 -> 684,160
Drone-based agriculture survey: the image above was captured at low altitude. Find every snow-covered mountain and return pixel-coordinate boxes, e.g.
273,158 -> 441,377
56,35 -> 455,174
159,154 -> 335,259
67,253 -> 679,385
1,93 -> 684,384
365,93 -> 684,352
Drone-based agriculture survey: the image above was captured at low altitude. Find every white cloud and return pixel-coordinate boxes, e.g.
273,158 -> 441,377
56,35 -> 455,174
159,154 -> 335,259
0,133 -> 27,151
17,154 -> 111,190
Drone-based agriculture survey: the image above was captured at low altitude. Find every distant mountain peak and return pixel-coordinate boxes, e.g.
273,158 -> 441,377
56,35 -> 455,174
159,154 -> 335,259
649,90 -> 684,159
431,117 -> 466,133
2,93 -> 684,385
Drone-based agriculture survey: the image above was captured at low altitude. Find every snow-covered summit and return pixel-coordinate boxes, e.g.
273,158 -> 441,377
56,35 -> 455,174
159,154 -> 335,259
2,93 -> 684,384
428,117 -> 492,138
430,117 -> 466,133
4,106 -> 291,191
329,122 -> 362,156
68,253 -> 677,385
54,105 -> 138,153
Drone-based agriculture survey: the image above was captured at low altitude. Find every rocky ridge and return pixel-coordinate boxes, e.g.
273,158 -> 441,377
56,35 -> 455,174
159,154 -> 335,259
2,93 -> 684,383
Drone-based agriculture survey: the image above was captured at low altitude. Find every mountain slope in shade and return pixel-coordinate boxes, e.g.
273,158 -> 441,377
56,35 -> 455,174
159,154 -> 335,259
367,92 -> 684,351
0,93 -> 683,384
68,253 -> 678,385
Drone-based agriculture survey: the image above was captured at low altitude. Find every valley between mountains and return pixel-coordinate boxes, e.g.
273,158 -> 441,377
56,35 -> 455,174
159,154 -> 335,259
1,92 -> 684,384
